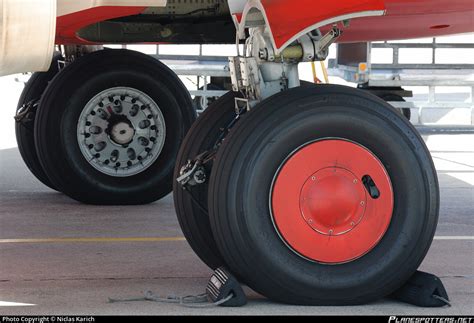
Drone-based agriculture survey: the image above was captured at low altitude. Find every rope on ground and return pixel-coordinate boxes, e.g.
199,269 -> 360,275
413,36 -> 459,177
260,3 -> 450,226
108,291 -> 233,308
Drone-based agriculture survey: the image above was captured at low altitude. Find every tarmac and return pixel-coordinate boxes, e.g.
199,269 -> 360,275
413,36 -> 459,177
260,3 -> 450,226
0,133 -> 473,315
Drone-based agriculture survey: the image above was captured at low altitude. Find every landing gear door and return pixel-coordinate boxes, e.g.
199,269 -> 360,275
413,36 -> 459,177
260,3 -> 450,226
0,0 -> 57,76
230,0 -> 386,53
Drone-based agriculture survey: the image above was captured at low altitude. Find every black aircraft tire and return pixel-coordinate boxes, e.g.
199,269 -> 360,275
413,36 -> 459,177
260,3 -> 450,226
35,49 -> 196,205
15,54 -> 63,190
173,91 -> 240,269
208,85 -> 439,305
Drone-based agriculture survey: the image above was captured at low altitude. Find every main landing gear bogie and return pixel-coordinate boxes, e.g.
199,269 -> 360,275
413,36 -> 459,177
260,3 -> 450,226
176,84 -> 439,305
17,49 -> 196,205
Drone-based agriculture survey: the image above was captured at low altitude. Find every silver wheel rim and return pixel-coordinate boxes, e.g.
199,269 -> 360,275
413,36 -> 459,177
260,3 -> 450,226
77,87 -> 166,177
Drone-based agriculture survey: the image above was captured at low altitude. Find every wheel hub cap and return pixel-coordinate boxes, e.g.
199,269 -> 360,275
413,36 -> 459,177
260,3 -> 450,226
300,167 -> 366,236
110,121 -> 135,145
271,139 -> 394,264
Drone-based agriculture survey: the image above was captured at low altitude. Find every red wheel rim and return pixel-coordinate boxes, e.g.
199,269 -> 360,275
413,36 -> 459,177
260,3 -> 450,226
271,139 -> 394,264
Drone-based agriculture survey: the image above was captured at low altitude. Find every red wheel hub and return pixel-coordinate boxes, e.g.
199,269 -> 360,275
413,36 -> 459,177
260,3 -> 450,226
271,139 -> 393,264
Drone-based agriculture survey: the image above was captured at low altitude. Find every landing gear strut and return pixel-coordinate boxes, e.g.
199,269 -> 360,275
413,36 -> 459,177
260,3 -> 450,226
175,17 -> 439,305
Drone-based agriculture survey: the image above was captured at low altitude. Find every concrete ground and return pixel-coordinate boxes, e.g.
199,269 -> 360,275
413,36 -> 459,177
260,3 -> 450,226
0,133 -> 473,315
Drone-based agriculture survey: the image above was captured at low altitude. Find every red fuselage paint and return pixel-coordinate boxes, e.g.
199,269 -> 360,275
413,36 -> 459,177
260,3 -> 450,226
335,0 -> 474,42
55,0 -> 474,45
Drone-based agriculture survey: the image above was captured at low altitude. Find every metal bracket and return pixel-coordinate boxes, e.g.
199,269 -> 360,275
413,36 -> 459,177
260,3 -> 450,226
312,26 -> 343,61
177,95 -> 253,189
228,25 -> 342,103
14,99 -> 38,124
177,158 -> 208,187
234,97 -> 251,114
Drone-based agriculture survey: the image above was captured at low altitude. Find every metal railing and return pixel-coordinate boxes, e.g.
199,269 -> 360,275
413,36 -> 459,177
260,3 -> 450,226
328,39 -> 474,125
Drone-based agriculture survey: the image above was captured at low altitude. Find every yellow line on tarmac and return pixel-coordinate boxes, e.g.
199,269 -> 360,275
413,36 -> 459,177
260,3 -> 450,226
0,237 -> 186,244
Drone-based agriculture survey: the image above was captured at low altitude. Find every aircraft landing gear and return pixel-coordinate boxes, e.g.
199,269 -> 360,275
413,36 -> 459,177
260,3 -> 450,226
175,19 -> 439,305
31,49 -> 195,204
